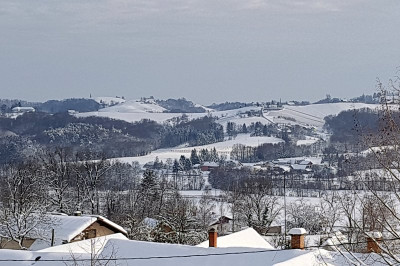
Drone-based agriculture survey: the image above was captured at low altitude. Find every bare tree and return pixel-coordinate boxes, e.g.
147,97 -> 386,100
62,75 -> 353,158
65,236 -> 118,266
239,178 -> 281,233
75,154 -> 113,214
0,161 -> 52,249
319,192 -> 343,234
196,190 -> 215,231
333,78 -> 400,262
41,147 -> 75,213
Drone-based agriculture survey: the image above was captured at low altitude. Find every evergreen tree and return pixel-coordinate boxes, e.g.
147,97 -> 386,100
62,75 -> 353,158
172,159 -> 181,173
141,169 -> 157,191
211,148 -> 219,162
227,122 -> 235,137
184,158 -> 192,171
200,149 -> 210,162
262,125 -> 269,136
153,156 -> 161,169
242,123 -> 248,133
254,122 -> 263,136
179,155 -> 186,170
190,149 -> 200,165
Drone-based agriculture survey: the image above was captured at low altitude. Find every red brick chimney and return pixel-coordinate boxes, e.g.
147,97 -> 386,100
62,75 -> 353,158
289,228 -> 307,250
209,228 -> 217,248
367,232 -> 382,253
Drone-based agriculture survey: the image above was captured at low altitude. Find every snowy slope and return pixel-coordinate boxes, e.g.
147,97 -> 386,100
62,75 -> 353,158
197,228 -> 274,249
79,102 -> 378,130
94,97 -> 126,105
78,99 -> 176,122
79,110 -> 180,123
78,104 -> 264,125
111,134 -> 284,165
99,99 -> 167,113
265,103 -> 378,128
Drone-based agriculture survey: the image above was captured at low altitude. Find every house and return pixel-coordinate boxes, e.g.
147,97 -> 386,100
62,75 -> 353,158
209,216 -> 234,234
67,110 -> 78,115
11,107 -> 35,113
141,217 -> 174,234
200,162 -> 219,171
0,213 -> 127,250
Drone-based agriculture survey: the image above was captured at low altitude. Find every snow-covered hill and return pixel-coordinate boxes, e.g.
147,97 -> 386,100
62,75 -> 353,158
265,102 -> 378,128
79,98 -> 175,123
94,97 -> 126,106
99,99 -> 167,113
112,134 -> 284,165
79,100 -> 379,130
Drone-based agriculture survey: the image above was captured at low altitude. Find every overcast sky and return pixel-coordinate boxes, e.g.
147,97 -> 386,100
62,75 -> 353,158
1,0 -> 400,104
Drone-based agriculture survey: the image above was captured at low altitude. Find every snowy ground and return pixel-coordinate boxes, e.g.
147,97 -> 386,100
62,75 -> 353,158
79,99 -> 379,131
265,102 -> 378,128
78,102 -> 265,125
0,234 -> 386,266
112,134 -> 284,165
296,136 -> 320,146
94,96 -> 126,105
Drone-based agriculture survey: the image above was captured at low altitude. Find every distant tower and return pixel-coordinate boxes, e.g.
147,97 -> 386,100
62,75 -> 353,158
90,93 -> 92,98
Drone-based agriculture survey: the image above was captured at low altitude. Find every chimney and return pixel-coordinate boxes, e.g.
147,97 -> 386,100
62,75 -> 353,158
289,228 -> 307,250
209,228 -> 217,248
73,211 -> 82,216
367,232 -> 382,253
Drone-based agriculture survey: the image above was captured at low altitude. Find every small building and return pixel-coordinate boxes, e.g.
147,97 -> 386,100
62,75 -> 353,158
200,162 -> 219,171
291,160 -> 313,172
67,110 -> 78,115
0,213 -> 127,250
209,216 -> 233,235
11,107 -> 35,113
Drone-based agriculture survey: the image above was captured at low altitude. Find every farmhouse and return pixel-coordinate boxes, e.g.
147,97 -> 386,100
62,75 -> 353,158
200,161 -> 219,171
0,213 -> 127,250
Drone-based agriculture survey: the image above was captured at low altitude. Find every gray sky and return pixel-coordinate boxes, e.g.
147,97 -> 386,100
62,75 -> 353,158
1,0 -> 400,104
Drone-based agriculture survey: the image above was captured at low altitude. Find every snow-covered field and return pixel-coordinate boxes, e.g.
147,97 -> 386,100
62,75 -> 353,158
112,134 -> 284,165
79,102 -> 265,125
79,110 -> 180,123
79,100 -> 379,131
265,102 -> 378,128
94,96 -> 126,105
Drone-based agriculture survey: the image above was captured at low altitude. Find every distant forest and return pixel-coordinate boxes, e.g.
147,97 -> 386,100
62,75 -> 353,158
0,112 -> 226,165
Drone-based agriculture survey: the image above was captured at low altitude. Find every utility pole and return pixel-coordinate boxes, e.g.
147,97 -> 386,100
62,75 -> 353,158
284,171 -> 287,248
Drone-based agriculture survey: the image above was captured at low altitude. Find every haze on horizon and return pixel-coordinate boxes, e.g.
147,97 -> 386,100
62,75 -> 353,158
1,0 -> 400,105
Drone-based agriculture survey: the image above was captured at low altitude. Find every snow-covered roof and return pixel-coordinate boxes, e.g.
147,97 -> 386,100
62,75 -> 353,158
27,214 -> 127,250
320,231 -> 348,251
202,162 -> 219,167
209,216 -> 233,226
298,160 -> 312,165
276,165 -> 292,172
368,231 -> 383,239
11,107 -> 35,112
95,215 -> 127,236
37,233 -> 128,254
291,164 -> 311,171
0,236 -> 388,266
288,228 -> 307,235
196,228 -> 274,250
273,157 -> 322,166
